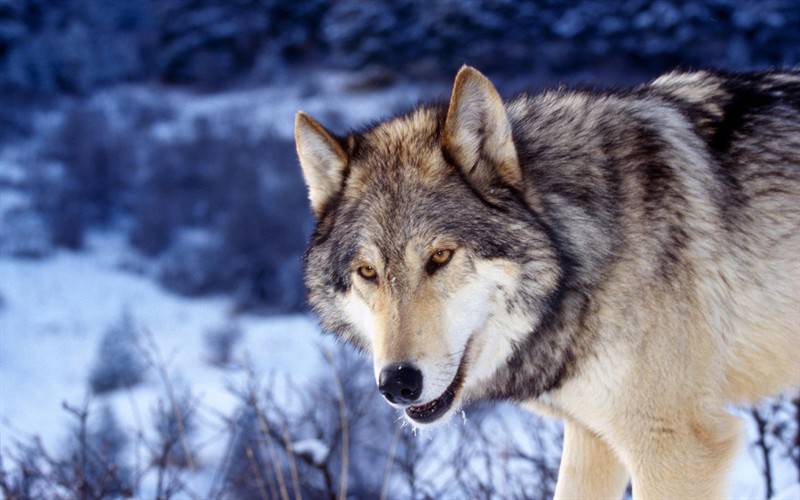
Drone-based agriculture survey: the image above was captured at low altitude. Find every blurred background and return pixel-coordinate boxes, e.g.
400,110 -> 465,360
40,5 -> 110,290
0,1 -> 798,498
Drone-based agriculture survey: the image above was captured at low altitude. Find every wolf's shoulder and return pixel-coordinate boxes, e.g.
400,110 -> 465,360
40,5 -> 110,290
646,68 -> 800,135
649,68 -> 799,105
508,68 -> 800,119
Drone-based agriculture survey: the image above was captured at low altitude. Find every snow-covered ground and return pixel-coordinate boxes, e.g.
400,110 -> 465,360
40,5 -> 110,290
731,410 -> 798,499
0,232 -> 330,459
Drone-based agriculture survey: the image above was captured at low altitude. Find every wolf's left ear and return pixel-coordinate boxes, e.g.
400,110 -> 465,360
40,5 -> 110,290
295,112 -> 349,217
443,65 -> 522,191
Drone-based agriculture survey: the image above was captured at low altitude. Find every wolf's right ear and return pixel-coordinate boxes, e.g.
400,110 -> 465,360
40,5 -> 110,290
295,112 -> 348,217
443,66 -> 522,191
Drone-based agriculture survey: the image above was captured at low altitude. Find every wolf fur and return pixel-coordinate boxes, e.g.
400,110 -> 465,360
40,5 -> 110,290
295,66 -> 800,499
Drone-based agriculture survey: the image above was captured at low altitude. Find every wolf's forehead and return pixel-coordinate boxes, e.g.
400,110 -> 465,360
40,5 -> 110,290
357,193 -> 443,251
349,106 -> 448,181
362,106 -> 443,146
337,183 -> 456,267
329,106 -> 471,264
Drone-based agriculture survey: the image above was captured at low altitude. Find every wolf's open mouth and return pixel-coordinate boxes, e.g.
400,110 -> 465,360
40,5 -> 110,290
405,344 -> 470,424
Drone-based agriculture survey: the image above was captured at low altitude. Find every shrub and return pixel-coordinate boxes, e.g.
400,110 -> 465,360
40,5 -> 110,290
152,389 -> 196,469
58,404 -> 133,498
28,103 -> 312,313
157,229 -> 229,297
89,310 -> 147,395
32,103 -> 142,250
0,443 -> 47,499
45,105 -> 137,227
0,206 -> 52,258
127,193 -> 175,257
204,323 -> 243,367
143,120 -> 311,312
0,87 -> 37,143
220,406 -> 272,500
216,131 -> 311,312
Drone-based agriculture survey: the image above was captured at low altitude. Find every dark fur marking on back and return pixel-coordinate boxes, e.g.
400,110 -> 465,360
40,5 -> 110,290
706,72 -> 800,226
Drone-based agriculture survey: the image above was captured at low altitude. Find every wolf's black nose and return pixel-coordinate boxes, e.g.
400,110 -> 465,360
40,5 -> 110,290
379,363 -> 423,405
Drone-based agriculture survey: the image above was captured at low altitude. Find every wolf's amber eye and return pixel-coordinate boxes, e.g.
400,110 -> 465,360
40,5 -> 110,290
357,265 -> 378,281
427,249 -> 454,274
431,249 -> 453,265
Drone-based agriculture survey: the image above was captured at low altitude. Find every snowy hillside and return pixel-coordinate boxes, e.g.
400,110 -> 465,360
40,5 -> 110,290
0,233 -> 326,452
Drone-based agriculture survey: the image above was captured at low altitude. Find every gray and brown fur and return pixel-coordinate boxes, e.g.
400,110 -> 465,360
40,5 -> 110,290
295,66 -> 800,499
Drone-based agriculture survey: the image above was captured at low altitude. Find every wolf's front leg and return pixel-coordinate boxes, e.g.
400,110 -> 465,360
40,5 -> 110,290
554,420 -> 629,500
624,411 -> 742,500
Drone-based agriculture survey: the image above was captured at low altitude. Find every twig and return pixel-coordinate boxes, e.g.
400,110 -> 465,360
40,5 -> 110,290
379,424 -> 402,500
794,396 -> 800,483
245,368 -> 290,500
246,446 -> 271,500
280,424 -> 303,500
140,327 -> 196,472
323,348 -> 349,500
62,399 -> 91,499
205,412 -> 239,500
124,387 -> 146,496
750,407 -> 773,500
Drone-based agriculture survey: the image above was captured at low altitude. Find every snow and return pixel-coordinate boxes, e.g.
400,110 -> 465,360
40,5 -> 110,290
772,484 -> 800,500
292,438 -> 329,466
0,231 -> 330,458
730,406 -> 800,500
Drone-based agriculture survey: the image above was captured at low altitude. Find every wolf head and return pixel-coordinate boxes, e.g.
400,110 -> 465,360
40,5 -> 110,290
295,66 -> 574,426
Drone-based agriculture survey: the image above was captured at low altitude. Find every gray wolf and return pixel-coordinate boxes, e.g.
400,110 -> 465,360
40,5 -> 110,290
294,66 -> 800,498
